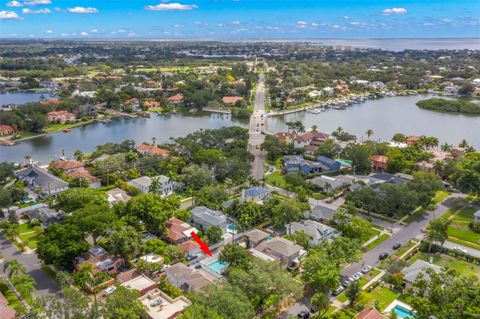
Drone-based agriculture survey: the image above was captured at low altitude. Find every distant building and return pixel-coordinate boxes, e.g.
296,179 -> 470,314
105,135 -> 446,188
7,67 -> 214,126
0,124 -> 14,136
241,186 -> 271,204
47,110 -> 76,124
243,229 -> 270,247
309,175 -> 354,191
16,165 -> 69,196
370,155 -> 388,172
68,169 -> 101,188
106,188 -> 131,206
190,206 -> 228,232
50,159 -> 85,173
284,155 -> 338,174
164,262 -> 216,292
293,131 -> 329,149
274,132 -> 297,144
75,246 -> 124,275
168,94 -> 184,105
406,135 -> 421,145
222,96 -> 244,105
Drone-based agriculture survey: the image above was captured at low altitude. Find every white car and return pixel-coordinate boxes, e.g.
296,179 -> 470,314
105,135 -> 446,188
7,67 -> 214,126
352,272 -> 363,281
104,286 -> 116,295
454,246 -> 468,254
361,265 -> 372,274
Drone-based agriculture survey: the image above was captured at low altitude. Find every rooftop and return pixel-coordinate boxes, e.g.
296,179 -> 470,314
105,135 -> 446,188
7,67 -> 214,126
139,288 -> 191,319
190,206 -> 227,226
121,274 -> 156,292
50,160 -> 84,171
401,259 -> 442,283
243,186 -> 271,198
256,237 -> 302,259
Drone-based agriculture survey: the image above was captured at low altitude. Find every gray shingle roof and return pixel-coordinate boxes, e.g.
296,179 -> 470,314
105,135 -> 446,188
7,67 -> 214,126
190,206 -> 227,226
243,187 -> 271,198
401,259 -> 442,283
16,165 -> 69,191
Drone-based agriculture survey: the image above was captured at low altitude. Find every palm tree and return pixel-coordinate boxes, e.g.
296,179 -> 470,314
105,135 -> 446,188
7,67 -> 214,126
152,137 -> 156,146
365,129 -> 374,140
440,143 -> 452,152
3,259 -> 26,278
73,149 -> 84,162
311,125 -> 318,132
310,292 -> 330,318
12,274 -> 36,303
433,160 -> 444,177
148,177 -> 162,195
426,218 -> 450,252
60,148 -> 65,158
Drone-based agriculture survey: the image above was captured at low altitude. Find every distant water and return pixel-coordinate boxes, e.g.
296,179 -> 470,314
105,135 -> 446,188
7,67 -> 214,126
0,92 -> 51,105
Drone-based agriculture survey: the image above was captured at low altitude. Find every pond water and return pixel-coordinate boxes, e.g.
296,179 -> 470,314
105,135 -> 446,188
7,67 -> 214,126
0,92 -> 53,105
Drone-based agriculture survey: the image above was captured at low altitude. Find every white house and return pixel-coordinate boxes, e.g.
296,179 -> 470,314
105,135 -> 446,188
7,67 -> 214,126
128,175 -> 175,196
288,220 -> 338,246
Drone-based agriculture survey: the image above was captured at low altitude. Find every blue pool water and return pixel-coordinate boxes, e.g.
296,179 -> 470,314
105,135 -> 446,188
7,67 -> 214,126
393,305 -> 415,319
227,225 -> 236,231
207,260 -> 227,274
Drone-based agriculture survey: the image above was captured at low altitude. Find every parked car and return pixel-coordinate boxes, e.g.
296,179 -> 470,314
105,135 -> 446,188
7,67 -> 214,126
379,252 -> 389,260
342,277 -> 354,287
393,243 -> 401,250
361,265 -> 372,274
298,311 -> 310,319
454,246 -> 468,254
332,286 -> 345,296
352,272 -> 363,280
186,254 -> 198,261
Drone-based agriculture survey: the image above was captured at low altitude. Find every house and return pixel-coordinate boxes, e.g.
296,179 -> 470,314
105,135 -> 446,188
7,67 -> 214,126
182,269 -> 216,291
474,210 -> 480,225
47,110 -> 76,124
371,155 -> 388,172
309,175 -> 354,191
356,307 -> 386,319
288,220 -> 338,246
16,165 -> 69,196
106,188 -> 131,206
168,94 -> 183,105
222,96 -> 243,105
128,175 -> 175,196
74,246 -> 124,275
24,206 -> 65,227
138,288 -> 191,319
0,292 -> 15,319
137,143 -> 170,158
40,80 -> 60,89
284,155 -> 331,175
68,169 -> 101,188
166,218 -> 198,244
254,237 -> 303,268
74,104 -> 98,118
406,135 -> 421,145
309,202 -> 339,222
50,159 -> 85,173
126,98 -> 140,109
368,173 -> 410,185
274,132 -> 296,144
244,229 -> 270,247
143,100 -> 160,108
241,186 -> 271,204
121,274 -> 157,296
0,124 -> 14,135
178,240 -> 200,256
317,156 -> 341,171
293,131 -> 329,149
417,161 -> 434,173
165,263 -> 194,288
401,259 -> 442,289
190,206 -> 228,232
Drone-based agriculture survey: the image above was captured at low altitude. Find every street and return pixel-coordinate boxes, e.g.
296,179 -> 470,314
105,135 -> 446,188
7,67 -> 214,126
0,234 -> 60,298
248,73 -> 267,180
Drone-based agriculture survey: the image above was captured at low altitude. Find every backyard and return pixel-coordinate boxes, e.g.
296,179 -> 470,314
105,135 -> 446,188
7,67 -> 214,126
447,206 -> 480,250
412,252 -> 480,278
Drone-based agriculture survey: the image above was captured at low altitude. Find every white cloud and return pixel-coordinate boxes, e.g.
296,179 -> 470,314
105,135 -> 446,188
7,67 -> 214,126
230,20 -> 240,25
311,22 -> 319,27
342,16 -> 349,19
61,32 -> 68,37
23,0 -> 51,5
117,28 -> 127,33
22,7 -> 50,14
128,32 -> 136,37
0,10 -> 19,19
6,1 -> 22,7
145,3 -> 198,11
382,8 -> 407,16
91,29 -> 99,33
266,25 -> 279,30
46,29 -> 52,33
80,31 -> 88,36
67,7 -> 98,14
173,24 -> 184,28
297,20 -> 307,28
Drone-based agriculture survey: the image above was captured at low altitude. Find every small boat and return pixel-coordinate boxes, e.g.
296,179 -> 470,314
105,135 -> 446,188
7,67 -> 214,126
63,128 -> 71,133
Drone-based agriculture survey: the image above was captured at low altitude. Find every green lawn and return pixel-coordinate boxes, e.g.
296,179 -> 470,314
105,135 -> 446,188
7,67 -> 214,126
431,190 -> 450,205
415,252 -> 480,278
17,223 -> 33,233
447,207 -> 480,249
265,171 -> 288,189
0,280 -> 27,315
368,286 -> 400,311
363,233 -> 390,252
19,232 -> 38,249
403,208 -> 426,224
441,205 -> 463,219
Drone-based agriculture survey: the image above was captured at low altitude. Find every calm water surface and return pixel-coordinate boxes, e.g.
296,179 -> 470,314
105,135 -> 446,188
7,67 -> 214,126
0,92 -> 52,105
0,113 -> 247,163
267,95 -> 480,148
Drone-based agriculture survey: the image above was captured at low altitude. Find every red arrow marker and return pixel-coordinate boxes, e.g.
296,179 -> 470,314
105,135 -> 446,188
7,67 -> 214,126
190,231 -> 213,256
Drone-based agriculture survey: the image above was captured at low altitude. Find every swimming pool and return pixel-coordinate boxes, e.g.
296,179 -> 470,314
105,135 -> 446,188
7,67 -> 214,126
227,225 -> 236,231
393,305 -> 415,319
207,260 -> 228,274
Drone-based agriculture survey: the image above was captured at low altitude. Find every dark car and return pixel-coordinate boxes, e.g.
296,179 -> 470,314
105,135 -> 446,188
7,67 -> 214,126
393,243 -> 401,250
186,254 -> 198,261
298,311 -> 310,319
379,252 -> 389,260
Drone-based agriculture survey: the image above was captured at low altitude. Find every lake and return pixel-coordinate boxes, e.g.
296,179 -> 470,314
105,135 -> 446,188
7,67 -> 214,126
0,113 -> 248,164
1,95 -> 479,163
0,92 -> 53,105
267,95 -> 480,149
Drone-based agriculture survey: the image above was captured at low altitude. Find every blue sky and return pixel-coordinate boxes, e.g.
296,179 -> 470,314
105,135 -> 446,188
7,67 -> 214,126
0,0 -> 479,39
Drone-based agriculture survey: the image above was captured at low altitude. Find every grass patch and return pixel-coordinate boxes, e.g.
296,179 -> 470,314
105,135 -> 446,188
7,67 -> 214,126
44,119 -> 94,134
363,233 -> 390,252
17,223 -> 32,233
403,208 -> 426,224
367,286 -> 400,311
0,280 -> 27,315
431,190 -> 450,205
447,206 -> 480,248
416,252 -> 480,278
265,171 -> 288,189
18,232 -> 37,249
336,291 -> 347,302
441,205 -> 463,219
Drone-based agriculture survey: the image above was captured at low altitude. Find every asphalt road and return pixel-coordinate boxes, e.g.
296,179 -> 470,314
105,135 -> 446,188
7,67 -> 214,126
0,234 -> 60,298
444,240 -> 480,258
248,73 -> 267,180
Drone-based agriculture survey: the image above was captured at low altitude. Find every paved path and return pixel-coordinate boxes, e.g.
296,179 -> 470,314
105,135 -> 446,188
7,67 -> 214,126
249,74 -> 267,180
0,234 -> 60,298
443,240 -> 480,258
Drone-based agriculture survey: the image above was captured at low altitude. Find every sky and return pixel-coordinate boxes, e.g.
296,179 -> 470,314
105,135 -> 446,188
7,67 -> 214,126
0,0 -> 479,39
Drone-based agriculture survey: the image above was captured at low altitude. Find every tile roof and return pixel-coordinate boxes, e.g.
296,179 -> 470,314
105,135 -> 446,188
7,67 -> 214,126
256,237 -> 302,258
167,218 -> 197,242
137,144 -> 170,157
356,308 -> 386,319
222,96 -> 244,104
178,240 -> 199,253
68,169 -> 100,184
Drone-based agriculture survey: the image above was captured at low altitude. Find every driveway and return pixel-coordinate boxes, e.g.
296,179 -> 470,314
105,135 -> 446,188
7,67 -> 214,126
0,234 -> 60,298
